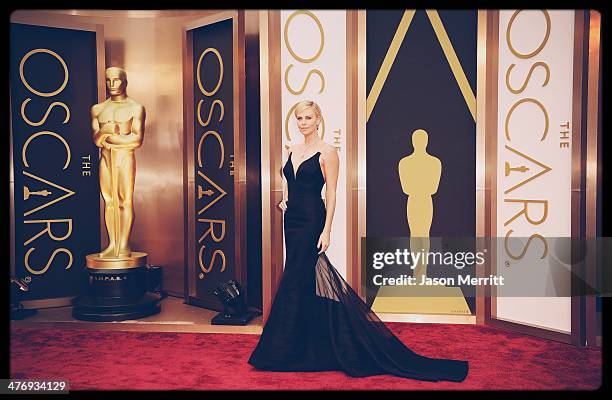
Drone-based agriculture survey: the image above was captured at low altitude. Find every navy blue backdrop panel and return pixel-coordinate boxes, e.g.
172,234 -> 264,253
366,10 -> 476,237
10,23 -> 101,300
191,18 -> 235,311
365,10 -> 477,308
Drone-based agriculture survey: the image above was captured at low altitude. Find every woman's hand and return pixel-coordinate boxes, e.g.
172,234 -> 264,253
278,199 -> 288,212
317,230 -> 330,254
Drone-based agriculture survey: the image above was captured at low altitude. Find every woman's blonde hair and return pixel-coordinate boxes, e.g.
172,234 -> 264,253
294,100 -> 322,120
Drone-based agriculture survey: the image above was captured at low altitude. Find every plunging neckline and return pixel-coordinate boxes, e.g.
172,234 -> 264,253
290,151 -> 320,180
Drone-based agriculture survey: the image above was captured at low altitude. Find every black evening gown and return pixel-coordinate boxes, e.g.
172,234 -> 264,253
248,151 -> 468,382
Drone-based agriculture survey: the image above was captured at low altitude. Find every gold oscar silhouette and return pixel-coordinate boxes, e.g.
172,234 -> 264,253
372,129 -> 470,316
72,67 -> 160,321
23,186 -> 51,200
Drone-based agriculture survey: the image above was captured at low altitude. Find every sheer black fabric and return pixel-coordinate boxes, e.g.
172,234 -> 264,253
248,151 -> 468,382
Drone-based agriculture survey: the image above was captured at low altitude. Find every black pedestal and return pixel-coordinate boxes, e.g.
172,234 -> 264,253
211,310 -> 259,326
72,267 -> 161,322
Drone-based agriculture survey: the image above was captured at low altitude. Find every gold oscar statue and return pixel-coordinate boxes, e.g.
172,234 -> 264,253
87,66 -> 147,269
372,129 -> 470,316
73,67 -> 160,322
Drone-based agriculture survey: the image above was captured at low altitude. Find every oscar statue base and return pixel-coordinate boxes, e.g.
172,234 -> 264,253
211,310 -> 259,326
85,251 -> 148,269
72,259 -> 161,322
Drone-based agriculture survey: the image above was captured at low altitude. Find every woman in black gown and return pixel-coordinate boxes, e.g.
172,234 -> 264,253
248,101 -> 468,382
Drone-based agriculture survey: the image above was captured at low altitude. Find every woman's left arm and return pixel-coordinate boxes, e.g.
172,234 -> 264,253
318,147 -> 339,254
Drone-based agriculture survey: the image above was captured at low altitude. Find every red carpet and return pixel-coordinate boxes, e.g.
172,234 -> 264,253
10,323 -> 601,390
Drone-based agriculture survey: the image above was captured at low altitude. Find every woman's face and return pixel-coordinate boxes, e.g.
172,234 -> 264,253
295,107 -> 320,138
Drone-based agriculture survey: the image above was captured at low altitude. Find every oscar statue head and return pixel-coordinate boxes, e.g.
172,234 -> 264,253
105,67 -> 128,97
411,129 -> 429,152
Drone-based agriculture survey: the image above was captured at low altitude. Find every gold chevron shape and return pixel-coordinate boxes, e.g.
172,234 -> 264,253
22,171 -> 75,217
366,10 -> 416,122
503,145 -> 552,195
196,170 -> 228,215
366,10 -> 476,122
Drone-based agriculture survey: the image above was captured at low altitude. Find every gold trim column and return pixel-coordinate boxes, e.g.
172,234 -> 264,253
484,10 -> 500,324
259,10 -> 284,323
346,10 -> 360,295
475,9 -> 489,325
570,10 -> 586,346
182,21 -> 195,299
585,10 -> 601,347
234,10 -> 247,288
356,10 -> 367,300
